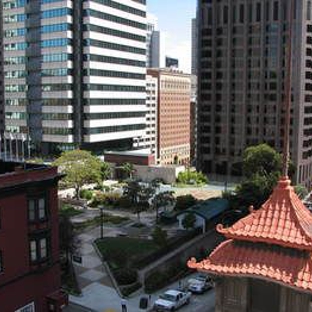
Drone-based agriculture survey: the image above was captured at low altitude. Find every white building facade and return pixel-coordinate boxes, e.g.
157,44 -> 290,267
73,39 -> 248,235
2,0 -> 147,153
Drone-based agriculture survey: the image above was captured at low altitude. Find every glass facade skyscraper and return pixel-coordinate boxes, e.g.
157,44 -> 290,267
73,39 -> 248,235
2,0 -> 147,153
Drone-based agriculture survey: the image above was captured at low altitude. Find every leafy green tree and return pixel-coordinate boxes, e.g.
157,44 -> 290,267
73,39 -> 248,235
242,144 -> 282,178
152,226 -> 167,247
152,191 -> 175,222
232,144 -> 283,210
53,150 -> 102,199
182,213 -> 196,230
123,181 -> 154,222
174,194 -> 197,211
121,162 -> 135,179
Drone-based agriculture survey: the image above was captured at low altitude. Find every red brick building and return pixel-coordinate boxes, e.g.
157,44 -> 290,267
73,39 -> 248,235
0,161 -> 67,312
189,176 -> 312,312
148,68 -> 191,165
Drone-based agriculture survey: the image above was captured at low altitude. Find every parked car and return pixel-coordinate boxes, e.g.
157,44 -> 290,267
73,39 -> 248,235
153,289 -> 191,311
188,274 -> 213,294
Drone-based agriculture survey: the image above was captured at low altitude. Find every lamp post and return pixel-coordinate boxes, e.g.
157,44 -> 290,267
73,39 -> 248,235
100,207 -> 104,240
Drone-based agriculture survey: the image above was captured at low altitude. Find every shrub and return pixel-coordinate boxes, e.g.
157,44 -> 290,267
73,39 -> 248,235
174,195 -> 197,211
90,192 -> 121,207
116,196 -> 132,209
152,226 -> 167,247
177,169 -> 208,185
79,189 -> 93,200
113,268 -> 137,285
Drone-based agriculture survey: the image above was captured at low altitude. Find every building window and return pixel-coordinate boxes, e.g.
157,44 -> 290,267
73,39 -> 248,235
29,237 -> 49,263
28,197 -> 47,222
15,302 -> 35,312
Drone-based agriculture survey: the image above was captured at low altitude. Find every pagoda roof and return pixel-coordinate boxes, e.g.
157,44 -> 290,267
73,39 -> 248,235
188,239 -> 312,292
217,177 -> 312,251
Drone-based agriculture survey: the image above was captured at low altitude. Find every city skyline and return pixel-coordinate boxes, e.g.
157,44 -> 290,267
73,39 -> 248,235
147,0 -> 196,73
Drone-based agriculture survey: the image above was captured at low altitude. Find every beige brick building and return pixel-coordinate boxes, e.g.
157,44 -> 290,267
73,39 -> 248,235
148,68 -> 191,165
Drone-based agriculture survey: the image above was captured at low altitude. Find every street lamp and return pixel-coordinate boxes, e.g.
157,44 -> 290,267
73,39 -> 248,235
100,207 -> 104,239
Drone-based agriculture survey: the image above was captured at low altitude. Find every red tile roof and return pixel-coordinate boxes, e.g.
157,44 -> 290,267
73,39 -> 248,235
218,177 -> 312,251
188,239 -> 312,292
188,177 -> 312,292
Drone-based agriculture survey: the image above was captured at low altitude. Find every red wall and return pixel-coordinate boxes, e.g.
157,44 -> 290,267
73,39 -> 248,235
0,177 -> 62,311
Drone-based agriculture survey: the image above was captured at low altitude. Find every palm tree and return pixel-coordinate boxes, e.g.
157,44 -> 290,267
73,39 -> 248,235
121,162 -> 135,179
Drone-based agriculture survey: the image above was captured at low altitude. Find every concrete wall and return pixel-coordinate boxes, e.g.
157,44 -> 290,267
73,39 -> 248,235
133,165 -> 185,184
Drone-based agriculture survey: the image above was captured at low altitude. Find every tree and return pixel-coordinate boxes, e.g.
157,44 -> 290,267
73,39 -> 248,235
121,162 -> 135,179
242,144 -> 282,178
123,181 -> 154,222
182,213 -> 196,230
59,214 -> 78,271
152,191 -> 175,222
174,194 -> 197,211
152,226 -> 167,247
53,150 -> 102,199
232,144 -> 283,210
100,161 -> 111,181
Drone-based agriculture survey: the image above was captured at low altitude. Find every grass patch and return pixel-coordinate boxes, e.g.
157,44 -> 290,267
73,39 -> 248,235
95,237 -> 158,269
59,204 -> 84,217
74,214 -> 129,231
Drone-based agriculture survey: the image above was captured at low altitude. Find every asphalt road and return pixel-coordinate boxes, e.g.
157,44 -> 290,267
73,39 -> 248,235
162,289 -> 215,312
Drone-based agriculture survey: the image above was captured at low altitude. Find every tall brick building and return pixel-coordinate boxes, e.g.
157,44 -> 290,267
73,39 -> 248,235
0,161 -> 67,311
197,0 -> 312,187
148,68 -> 191,165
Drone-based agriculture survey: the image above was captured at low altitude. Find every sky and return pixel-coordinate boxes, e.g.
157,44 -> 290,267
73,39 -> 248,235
147,0 -> 197,73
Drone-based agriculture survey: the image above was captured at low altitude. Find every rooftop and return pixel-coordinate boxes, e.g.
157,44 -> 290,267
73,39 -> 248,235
188,177 -> 312,293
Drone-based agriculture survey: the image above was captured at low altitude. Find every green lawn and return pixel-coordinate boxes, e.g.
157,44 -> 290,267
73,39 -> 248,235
74,214 -> 129,231
96,237 -> 158,268
59,204 -> 84,217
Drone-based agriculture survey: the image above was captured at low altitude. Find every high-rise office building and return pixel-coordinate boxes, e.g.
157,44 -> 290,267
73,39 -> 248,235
191,17 -> 198,76
2,0 -> 147,154
137,74 -> 158,155
197,0 -> 312,186
146,13 -> 165,68
148,68 -> 191,165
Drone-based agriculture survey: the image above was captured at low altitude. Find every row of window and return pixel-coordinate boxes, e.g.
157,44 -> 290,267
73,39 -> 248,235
41,38 -> 72,48
5,112 -> 26,119
4,56 -> 26,65
84,9 -> 145,30
87,54 -> 145,67
84,98 -> 145,105
3,13 -> 25,24
4,42 -> 27,51
42,23 -> 72,33
86,24 -> 145,42
85,123 -> 145,135
43,113 -> 72,120
85,69 -> 145,80
85,39 -> 146,55
86,84 -> 145,92
42,53 -> 72,63
3,0 -> 62,9
85,111 -> 145,120
4,28 -> 26,38
90,0 -> 146,17
5,85 -> 27,92
5,99 -> 28,106
41,8 -> 72,19
42,84 -> 72,92
42,68 -> 72,76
